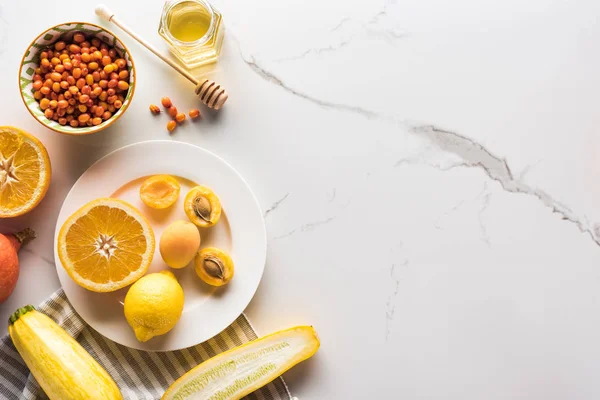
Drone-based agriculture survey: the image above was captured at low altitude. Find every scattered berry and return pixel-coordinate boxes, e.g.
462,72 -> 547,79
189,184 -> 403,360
161,97 -> 172,108
168,106 -> 178,118
189,109 -> 201,119
149,104 -> 160,114
175,113 -> 186,123
167,120 -> 177,132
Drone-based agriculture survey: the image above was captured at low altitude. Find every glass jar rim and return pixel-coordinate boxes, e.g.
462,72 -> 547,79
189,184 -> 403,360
161,0 -> 216,47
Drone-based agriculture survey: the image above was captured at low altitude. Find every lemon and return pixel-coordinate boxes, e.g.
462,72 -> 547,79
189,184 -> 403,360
124,270 -> 184,342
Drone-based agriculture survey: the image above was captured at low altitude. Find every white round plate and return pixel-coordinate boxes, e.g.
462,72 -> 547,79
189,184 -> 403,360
54,141 -> 266,351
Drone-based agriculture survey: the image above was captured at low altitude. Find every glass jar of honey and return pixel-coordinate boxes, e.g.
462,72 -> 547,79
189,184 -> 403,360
158,0 -> 225,69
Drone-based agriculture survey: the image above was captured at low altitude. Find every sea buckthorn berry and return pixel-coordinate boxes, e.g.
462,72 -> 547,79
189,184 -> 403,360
149,104 -> 160,114
189,109 -> 201,119
73,33 -> 85,43
167,120 -> 177,132
54,41 -> 66,51
168,106 -> 177,118
92,117 -> 102,126
161,97 -> 172,108
175,113 -> 185,123
117,80 -> 129,91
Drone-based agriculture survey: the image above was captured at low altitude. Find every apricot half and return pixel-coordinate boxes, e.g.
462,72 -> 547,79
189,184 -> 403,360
184,185 -> 222,228
194,247 -> 234,286
140,175 -> 180,209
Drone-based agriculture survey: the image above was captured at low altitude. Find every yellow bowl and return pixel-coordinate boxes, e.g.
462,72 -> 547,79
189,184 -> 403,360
19,22 -> 135,135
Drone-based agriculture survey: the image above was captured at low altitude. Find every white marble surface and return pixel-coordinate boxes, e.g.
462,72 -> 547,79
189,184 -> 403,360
2,0 -> 600,398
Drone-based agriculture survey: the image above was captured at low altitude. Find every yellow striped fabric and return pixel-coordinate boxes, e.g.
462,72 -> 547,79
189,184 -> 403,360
0,289 -> 291,400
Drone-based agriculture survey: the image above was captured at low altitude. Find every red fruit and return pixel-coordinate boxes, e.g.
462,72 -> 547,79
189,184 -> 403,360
0,229 -> 35,303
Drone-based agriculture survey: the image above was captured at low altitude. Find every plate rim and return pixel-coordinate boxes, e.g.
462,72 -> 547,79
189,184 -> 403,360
53,140 -> 267,351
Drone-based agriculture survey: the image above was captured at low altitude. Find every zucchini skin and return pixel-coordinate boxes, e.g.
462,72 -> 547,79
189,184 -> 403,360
8,306 -> 123,400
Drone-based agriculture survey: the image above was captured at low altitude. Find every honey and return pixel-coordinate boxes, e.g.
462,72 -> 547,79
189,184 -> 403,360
159,0 -> 225,69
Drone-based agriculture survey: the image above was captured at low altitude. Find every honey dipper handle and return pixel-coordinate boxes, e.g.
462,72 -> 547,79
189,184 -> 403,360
95,4 -> 199,85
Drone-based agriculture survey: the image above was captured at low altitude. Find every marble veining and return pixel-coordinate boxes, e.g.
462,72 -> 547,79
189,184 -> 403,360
263,193 -> 290,218
3,0 -> 600,398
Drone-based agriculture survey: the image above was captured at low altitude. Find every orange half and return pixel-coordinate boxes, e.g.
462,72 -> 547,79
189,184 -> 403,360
57,198 -> 155,292
0,126 -> 51,218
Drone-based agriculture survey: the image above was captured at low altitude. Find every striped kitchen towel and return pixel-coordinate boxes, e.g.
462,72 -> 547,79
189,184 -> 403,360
0,289 -> 291,400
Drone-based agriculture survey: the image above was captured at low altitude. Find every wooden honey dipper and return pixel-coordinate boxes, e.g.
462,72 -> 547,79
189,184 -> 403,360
95,4 -> 228,110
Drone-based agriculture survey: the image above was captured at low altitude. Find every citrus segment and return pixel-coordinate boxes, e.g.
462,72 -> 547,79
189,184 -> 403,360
57,198 -> 155,292
0,126 -> 51,218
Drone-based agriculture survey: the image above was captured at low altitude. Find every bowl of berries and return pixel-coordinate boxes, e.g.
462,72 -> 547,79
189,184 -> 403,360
19,22 -> 135,135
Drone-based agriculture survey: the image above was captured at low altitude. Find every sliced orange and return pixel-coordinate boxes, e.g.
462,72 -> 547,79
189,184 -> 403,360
0,126 -> 51,218
57,198 -> 155,292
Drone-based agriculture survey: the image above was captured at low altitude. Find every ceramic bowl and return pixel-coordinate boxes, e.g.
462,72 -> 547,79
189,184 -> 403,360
19,22 -> 135,135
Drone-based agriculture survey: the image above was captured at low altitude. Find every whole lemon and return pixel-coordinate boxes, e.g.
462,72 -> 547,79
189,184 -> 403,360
124,270 -> 184,342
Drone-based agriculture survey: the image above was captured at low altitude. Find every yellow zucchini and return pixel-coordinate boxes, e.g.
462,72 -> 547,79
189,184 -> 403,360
8,305 -> 122,400
162,325 -> 320,400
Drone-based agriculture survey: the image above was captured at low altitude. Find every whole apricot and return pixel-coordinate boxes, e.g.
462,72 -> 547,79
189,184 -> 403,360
160,220 -> 201,269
